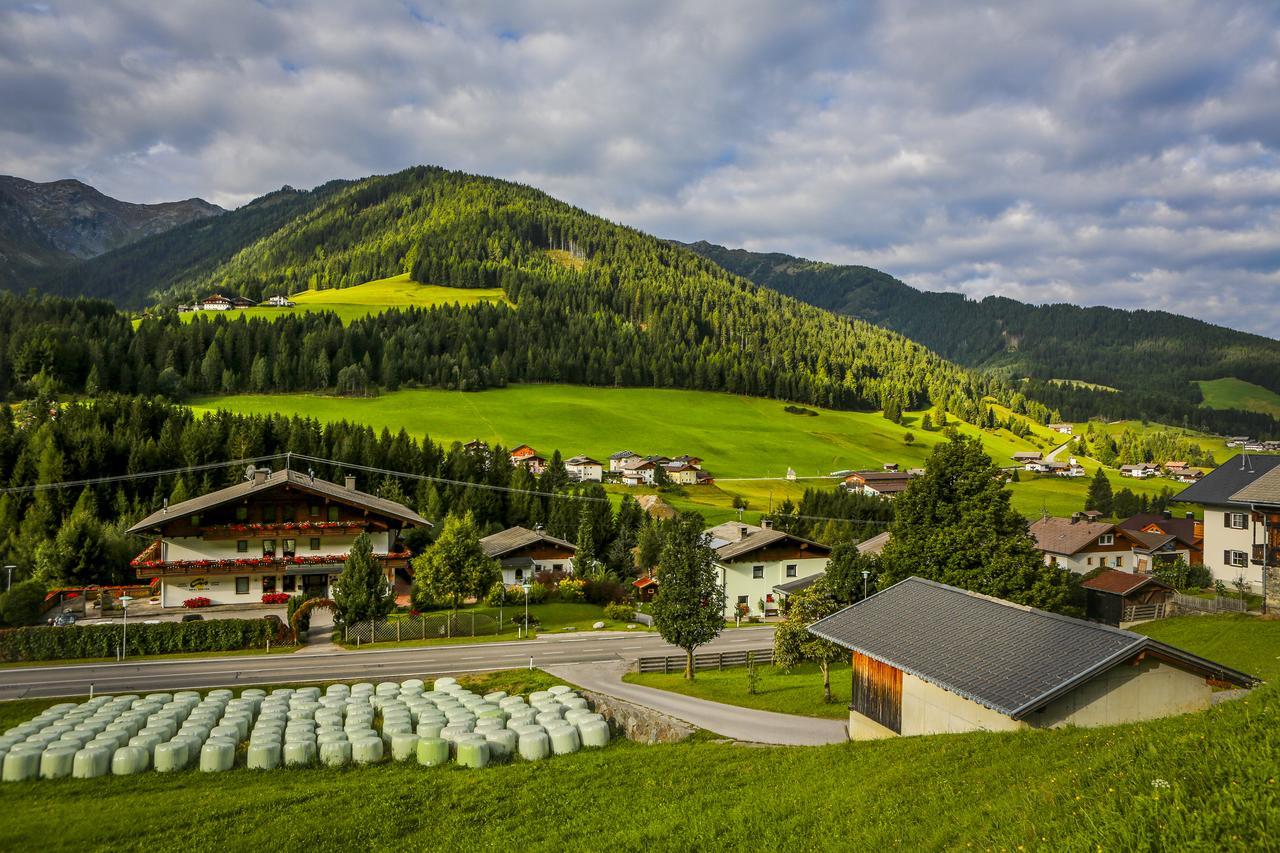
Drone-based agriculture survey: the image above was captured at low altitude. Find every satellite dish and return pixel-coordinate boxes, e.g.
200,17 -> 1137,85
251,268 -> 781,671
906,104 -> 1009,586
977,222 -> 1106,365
245,464 -> 257,481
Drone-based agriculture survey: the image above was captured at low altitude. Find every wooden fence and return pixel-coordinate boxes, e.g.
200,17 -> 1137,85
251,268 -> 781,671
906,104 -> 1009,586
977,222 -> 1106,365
345,612 -> 506,644
1172,593 -> 1246,614
1122,603 -> 1166,623
636,648 -> 774,674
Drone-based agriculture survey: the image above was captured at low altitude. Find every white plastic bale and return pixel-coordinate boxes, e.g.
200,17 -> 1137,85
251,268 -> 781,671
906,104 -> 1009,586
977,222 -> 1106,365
237,741 -> 276,771
319,738 -> 354,766
153,741 -> 188,773
110,745 -> 149,776
416,721 -> 445,739
517,731 -> 551,761
564,709 -> 594,726
39,746 -> 77,779
535,711 -> 565,728
72,745 -> 111,778
284,740 -> 317,767
560,696 -> 589,712
415,737 -> 449,767
577,720 -> 610,748
455,739 -> 489,769
199,740 -> 236,772
484,729 -> 518,761
389,732 -> 419,761
433,677 -> 457,691
473,719 -> 503,733
209,725 -> 241,742
382,719 -> 413,737
352,736 -> 383,765
549,726 -> 581,755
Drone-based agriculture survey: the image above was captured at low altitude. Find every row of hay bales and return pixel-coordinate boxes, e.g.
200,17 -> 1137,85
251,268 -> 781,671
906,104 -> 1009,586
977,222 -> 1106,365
0,677 -> 610,781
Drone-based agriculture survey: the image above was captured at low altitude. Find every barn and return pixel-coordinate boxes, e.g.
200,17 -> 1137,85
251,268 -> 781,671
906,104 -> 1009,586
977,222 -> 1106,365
808,577 -> 1255,740
1081,570 -> 1176,626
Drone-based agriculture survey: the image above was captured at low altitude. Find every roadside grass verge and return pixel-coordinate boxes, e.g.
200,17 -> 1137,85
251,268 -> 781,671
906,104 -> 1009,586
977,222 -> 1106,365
625,660 -> 850,719
0,644 -> 299,670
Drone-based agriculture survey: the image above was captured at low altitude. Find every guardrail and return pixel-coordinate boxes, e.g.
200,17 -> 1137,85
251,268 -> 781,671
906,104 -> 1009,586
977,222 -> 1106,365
345,612 -> 506,644
637,648 -> 774,674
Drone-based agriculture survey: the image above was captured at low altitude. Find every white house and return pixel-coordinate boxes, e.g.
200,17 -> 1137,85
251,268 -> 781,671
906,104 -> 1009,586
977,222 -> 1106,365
706,520 -> 830,618
609,451 -> 640,472
126,468 -> 428,607
1175,456 -> 1280,592
1048,423 -> 1074,435
620,458 -> 658,486
479,527 -> 576,585
263,295 -> 296,308
565,456 -> 604,482
1119,464 -> 1160,479
199,294 -> 234,311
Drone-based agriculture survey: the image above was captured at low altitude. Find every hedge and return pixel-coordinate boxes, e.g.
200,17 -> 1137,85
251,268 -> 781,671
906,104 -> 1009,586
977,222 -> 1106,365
0,616 -> 290,662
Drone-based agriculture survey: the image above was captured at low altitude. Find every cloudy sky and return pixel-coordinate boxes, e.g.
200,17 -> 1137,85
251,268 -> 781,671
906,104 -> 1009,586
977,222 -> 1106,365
3,1 -> 1279,335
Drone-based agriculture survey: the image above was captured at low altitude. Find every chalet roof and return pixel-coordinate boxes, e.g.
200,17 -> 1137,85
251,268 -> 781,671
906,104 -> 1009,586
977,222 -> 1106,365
1229,465 -> 1280,506
856,531 -> 891,555
565,456 -> 602,465
126,468 -> 430,534
622,458 -> 656,471
479,526 -> 575,559
807,577 -> 1254,719
773,574 -> 824,595
1012,452 -> 1043,461
704,521 -> 830,562
1081,570 -> 1174,597
609,450 -> 639,459
1124,530 -> 1179,552
1175,455 -> 1280,507
1028,516 -> 1116,556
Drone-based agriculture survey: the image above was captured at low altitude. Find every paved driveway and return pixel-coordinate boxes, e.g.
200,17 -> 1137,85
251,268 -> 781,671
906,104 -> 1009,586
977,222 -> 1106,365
544,660 -> 849,746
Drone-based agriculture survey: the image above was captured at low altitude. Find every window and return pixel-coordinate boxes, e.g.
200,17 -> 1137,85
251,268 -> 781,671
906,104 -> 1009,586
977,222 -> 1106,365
553,563 -> 564,572
261,505 -> 276,523
282,538 -> 296,558
327,505 -> 340,522
309,504 -> 321,518
1098,534 -> 1114,546
262,576 -> 276,594
236,540 -> 248,553
1086,557 -> 1093,566
235,577 -> 250,595
282,505 -> 296,523
1227,512 -> 1248,530
235,506 -> 248,522
737,595 -> 749,605
752,565 -> 764,579
262,539 -> 276,558
282,575 -> 296,593
786,564 -> 798,578
514,568 -> 524,581
1115,556 -> 1123,568
310,537 -> 321,551
1227,550 -> 1248,568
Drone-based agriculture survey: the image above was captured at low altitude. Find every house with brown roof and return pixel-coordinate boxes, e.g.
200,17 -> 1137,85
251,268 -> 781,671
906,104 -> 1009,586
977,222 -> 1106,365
1118,510 -> 1204,565
1082,570 -> 1175,626
1029,513 -> 1137,574
509,445 -> 547,476
479,526 -> 576,585
844,470 -> 913,498
706,520 -> 831,618
126,467 -> 429,607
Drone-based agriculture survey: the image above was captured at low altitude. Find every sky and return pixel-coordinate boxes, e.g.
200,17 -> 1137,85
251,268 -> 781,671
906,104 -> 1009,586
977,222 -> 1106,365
2,1 -> 1279,336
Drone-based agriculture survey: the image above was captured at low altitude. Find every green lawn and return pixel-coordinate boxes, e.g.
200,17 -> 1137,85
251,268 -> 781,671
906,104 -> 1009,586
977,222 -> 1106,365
340,602 -> 647,649
1,636 -> 1277,849
1198,377 -> 1280,419
173,273 -> 507,326
625,660 -> 850,719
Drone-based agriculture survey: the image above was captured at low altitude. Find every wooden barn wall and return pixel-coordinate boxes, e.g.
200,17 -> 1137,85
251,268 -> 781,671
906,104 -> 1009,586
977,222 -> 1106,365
851,651 -> 902,734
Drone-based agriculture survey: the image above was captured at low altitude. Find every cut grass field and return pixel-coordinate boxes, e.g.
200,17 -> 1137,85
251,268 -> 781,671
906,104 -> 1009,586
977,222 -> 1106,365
173,273 -> 507,326
1198,377 -> 1280,419
1,615 -> 1275,851
625,660 -> 851,719
338,603 -> 649,649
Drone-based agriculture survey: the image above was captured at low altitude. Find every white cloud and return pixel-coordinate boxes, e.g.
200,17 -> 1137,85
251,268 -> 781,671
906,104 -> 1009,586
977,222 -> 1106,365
0,0 -> 1278,334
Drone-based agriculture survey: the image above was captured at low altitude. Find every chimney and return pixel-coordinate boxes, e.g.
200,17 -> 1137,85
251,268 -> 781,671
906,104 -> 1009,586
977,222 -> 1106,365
344,474 -> 357,491
1185,511 -> 1195,520
739,525 -> 750,537
761,519 -> 774,531
252,468 -> 268,486
1161,509 -> 1172,520
1070,511 -> 1082,523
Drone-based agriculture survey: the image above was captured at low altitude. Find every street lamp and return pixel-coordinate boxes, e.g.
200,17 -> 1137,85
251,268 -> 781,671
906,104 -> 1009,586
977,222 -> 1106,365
3,565 -> 14,592
119,595 -> 134,661
521,582 -> 531,639
861,570 -> 870,600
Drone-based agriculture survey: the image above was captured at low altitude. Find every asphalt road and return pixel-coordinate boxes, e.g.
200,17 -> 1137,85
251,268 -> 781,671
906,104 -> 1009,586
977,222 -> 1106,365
0,627 -> 776,701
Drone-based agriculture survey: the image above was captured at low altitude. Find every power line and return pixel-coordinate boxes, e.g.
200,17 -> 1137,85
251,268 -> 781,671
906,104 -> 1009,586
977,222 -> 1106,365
0,453 -> 291,497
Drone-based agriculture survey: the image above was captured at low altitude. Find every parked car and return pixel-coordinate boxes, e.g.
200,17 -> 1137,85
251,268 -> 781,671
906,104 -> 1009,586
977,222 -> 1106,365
51,611 -> 77,627
180,613 -> 204,622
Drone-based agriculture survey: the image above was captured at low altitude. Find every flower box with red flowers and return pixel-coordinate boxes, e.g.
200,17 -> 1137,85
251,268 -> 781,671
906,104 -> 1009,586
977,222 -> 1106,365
261,592 -> 290,604
183,597 -> 212,608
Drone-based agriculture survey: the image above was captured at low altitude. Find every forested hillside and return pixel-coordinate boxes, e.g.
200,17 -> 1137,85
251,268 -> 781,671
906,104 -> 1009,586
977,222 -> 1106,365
0,167 -> 1013,420
684,241 -> 1280,436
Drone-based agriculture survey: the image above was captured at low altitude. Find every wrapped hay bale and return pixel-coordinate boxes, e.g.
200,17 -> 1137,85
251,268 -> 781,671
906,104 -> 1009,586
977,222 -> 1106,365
484,729 -> 517,761
283,740 -> 317,767
517,731 -> 550,761
549,726 -> 581,756
578,719 -> 610,748
389,732 -> 419,762
416,737 -> 449,767
110,745 -> 149,776
199,740 -> 236,772
455,738 -> 489,769
39,745 -> 77,779
153,741 -> 188,773
72,745 -> 111,778
352,736 -> 383,765
319,740 -> 352,767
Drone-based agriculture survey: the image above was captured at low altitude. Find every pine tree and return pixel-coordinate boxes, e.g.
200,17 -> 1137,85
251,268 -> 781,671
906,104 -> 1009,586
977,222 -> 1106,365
650,514 -> 725,679
573,507 -> 597,576
1085,467 -> 1115,517
332,532 -> 394,627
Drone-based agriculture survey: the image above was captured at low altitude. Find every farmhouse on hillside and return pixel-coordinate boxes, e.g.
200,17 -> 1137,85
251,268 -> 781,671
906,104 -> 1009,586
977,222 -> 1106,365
808,577 -> 1256,740
1011,451 -> 1043,464
127,468 -> 429,607
263,294 -> 296,307
479,526 -> 576,585
565,455 -> 604,482
509,445 -> 547,476
608,450 -> 640,472
1119,463 -> 1160,479
1174,455 -> 1280,593
843,470 -> 914,498
1029,513 -> 1191,574
706,520 -> 831,618
1081,570 -> 1176,626
1118,510 -> 1204,566
620,457 -> 658,486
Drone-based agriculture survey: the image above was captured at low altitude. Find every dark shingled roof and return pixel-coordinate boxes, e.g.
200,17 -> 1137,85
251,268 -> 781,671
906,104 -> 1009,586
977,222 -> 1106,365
705,522 -> 831,562
479,526 -> 575,559
1174,455 -> 1280,507
1230,466 -> 1280,506
126,468 -> 430,534
808,577 -> 1255,718
773,573 -> 824,595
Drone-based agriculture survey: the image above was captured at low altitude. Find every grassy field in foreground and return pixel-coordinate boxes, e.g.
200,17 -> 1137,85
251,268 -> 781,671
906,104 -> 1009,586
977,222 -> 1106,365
1199,377 -> 1280,419
625,660 -> 851,719
173,273 -> 507,326
1,617 -> 1276,851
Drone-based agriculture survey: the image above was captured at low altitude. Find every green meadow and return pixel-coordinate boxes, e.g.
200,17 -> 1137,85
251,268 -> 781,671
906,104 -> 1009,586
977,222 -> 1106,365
1199,377 -> 1280,419
0,615 -> 1274,851
174,273 -> 507,326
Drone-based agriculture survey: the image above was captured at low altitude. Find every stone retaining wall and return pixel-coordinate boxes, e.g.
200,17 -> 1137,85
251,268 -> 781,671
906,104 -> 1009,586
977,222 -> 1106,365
579,688 -> 694,744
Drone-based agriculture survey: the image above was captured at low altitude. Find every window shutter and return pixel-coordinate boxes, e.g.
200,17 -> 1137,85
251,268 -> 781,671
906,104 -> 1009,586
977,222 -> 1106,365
1224,549 -> 1232,565
1224,513 -> 1231,528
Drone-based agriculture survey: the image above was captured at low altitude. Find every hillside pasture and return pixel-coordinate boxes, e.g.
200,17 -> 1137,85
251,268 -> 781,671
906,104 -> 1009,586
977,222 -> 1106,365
1198,377 -> 1280,419
175,273 -> 507,326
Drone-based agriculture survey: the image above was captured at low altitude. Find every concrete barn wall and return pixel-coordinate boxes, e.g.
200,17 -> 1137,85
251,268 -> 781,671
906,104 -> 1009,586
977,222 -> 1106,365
1034,658 -> 1212,728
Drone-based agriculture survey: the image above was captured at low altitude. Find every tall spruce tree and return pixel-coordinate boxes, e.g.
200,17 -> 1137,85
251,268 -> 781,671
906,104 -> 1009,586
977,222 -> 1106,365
650,514 -> 725,679
878,435 -> 1072,613
1085,467 -> 1115,517
332,532 -> 394,627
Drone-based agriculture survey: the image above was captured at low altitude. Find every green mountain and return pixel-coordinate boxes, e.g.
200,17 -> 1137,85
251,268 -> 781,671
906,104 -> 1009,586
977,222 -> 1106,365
682,241 -> 1280,429
0,176 -> 221,289
0,166 -> 1003,421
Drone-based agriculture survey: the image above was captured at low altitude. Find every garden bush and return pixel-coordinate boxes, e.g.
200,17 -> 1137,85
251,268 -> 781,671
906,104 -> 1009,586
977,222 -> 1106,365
0,616 -> 290,662
1,578 -> 48,627
603,602 -> 635,622
584,578 -> 628,605
286,594 -> 312,632
558,579 -> 587,603
524,582 -> 549,605
485,581 -> 513,607
183,597 -> 212,608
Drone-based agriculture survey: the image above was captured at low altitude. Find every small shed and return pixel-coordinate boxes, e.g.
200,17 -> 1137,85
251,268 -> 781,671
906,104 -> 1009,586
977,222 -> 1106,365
1081,570 -> 1175,626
